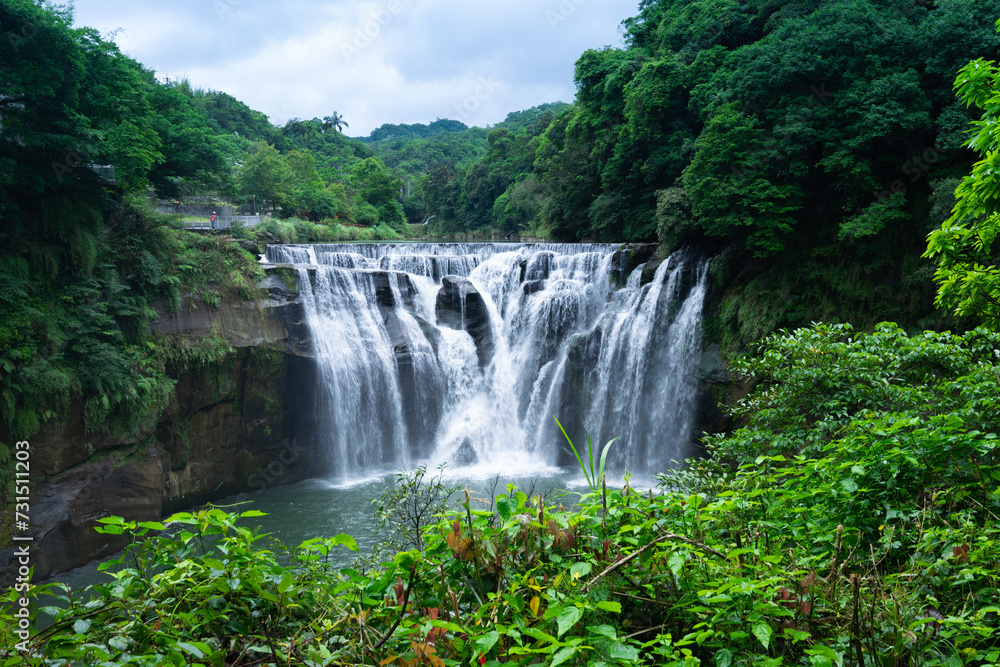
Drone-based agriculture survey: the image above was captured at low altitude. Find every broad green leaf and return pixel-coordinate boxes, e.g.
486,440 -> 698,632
595,601 -> 621,613
393,550 -> 421,570
715,648 -> 733,667
176,642 -> 206,659
202,558 -> 226,571
609,643 -> 639,661
668,551 -> 686,575
783,628 -> 811,642
335,533 -> 359,551
550,647 -> 576,667
586,624 -> 617,639
753,622 -> 772,649
523,626 -> 558,643
474,631 -> 500,655
805,645 -> 841,667
496,496 -> 514,521
556,605 -> 584,637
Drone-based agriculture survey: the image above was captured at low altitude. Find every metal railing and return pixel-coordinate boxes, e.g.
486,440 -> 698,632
184,215 -> 264,230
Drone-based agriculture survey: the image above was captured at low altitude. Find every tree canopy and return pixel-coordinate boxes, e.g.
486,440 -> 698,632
926,21 -> 1000,327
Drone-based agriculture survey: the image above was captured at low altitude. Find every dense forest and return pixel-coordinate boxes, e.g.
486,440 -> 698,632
3,0 -> 1000,664
409,0 -> 1000,349
10,0 -> 997,354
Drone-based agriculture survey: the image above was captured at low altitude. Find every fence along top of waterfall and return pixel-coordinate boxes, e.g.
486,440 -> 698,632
267,242 -> 708,484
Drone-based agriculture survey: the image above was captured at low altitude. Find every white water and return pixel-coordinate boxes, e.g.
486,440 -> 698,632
265,243 -> 708,483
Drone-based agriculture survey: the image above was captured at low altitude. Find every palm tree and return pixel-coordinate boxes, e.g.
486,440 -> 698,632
322,112 -> 349,134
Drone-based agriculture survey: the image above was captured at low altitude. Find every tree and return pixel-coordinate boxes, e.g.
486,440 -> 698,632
322,112 -> 349,134
145,81 -> 228,198
421,162 -> 461,225
281,118 -> 320,148
350,157 -> 403,225
925,31 -> 1000,327
236,143 -> 294,213
0,0 -> 146,278
681,103 -> 801,256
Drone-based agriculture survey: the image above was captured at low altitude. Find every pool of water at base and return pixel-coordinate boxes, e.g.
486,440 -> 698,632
42,466 -> 633,602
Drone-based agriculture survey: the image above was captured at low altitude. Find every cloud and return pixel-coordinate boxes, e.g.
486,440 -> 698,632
71,0 -> 635,135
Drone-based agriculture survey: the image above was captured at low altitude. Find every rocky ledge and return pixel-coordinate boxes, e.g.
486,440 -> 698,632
0,266 -> 318,585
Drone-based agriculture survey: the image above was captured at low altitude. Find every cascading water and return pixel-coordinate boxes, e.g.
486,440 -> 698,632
264,243 -> 708,483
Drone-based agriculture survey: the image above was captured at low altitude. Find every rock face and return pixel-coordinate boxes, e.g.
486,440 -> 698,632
555,328 -> 604,466
436,276 -> 495,368
0,265 -> 318,585
610,243 -> 659,288
381,273 -> 442,458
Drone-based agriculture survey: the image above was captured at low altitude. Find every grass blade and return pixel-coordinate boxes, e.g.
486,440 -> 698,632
552,415 -> 595,490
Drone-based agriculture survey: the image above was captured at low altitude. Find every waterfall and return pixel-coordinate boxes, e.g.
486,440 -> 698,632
265,243 -> 708,482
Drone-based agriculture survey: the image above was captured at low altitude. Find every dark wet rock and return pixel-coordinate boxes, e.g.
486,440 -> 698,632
412,315 -> 442,356
238,239 -> 267,257
522,279 -> 546,298
525,251 -> 556,281
452,439 -> 478,466
375,271 -> 419,311
610,244 -> 659,287
552,327 -> 604,466
1,345 -> 317,586
436,276 -> 494,368
641,258 -> 663,286
0,269 -> 324,585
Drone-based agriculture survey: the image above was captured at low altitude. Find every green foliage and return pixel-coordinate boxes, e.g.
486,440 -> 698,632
236,142 -> 295,213
193,88 -> 279,145
6,322 -> 996,663
554,417 -> 619,494
519,0 -> 1000,343
0,1 -> 112,281
0,191 -> 270,446
370,466 -> 456,557
7,329 -> 998,666
3,507 -> 360,666
144,80 -> 229,198
355,200 -> 381,226
926,24 -> 1000,327
152,335 -> 236,374
682,104 -> 800,256
351,157 -> 405,226
252,217 -> 403,244
364,118 -> 470,143
171,229 -> 266,307
722,322 -> 1000,459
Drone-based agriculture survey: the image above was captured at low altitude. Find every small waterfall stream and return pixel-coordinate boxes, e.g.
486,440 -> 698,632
265,243 -> 708,483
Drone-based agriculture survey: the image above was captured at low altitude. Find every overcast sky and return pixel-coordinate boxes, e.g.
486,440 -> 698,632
70,0 -> 637,137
